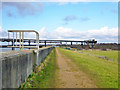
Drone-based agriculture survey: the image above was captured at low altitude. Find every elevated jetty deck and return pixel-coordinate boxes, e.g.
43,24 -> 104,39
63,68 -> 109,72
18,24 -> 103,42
0,38 -> 97,46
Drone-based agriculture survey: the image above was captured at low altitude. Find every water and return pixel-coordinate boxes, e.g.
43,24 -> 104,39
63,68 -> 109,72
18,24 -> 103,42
0,41 -> 31,52
0,48 -> 28,52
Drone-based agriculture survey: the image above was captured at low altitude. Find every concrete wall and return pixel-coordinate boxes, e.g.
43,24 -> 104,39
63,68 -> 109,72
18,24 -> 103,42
0,46 -> 54,89
38,47 -> 53,63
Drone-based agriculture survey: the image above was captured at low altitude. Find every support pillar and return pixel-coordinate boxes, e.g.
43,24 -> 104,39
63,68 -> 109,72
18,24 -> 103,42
45,41 -> 46,47
71,42 -> 72,45
81,42 -> 83,48
60,41 -> 62,45
12,41 -> 15,50
28,40 -> 30,49
28,40 -> 30,46
92,43 -> 94,48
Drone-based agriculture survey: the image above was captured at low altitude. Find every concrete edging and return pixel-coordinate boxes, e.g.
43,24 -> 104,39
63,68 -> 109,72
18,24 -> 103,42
0,46 -> 54,89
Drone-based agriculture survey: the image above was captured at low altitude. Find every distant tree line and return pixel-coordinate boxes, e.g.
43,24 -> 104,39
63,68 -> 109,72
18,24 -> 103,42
94,43 -> 119,50
60,43 -> 119,50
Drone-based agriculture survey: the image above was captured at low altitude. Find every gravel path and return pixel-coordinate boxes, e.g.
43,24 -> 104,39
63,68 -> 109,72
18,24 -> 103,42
55,48 -> 97,88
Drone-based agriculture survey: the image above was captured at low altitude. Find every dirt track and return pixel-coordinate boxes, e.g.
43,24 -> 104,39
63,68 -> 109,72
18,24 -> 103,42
55,48 -> 97,88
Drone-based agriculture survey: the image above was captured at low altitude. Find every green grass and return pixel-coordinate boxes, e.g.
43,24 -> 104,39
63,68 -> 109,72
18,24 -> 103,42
80,50 -> 118,62
19,48 -> 56,88
58,48 -> 118,88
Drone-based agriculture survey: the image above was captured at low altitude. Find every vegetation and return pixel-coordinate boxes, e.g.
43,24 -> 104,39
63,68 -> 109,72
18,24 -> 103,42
20,48 -> 56,88
80,50 -> 118,62
58,48 -> 118,88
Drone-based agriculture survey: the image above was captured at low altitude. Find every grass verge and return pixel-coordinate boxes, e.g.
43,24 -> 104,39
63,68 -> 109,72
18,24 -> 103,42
58,48 -> 118,88
80,50 -> 118,62
19,48 -> 56,88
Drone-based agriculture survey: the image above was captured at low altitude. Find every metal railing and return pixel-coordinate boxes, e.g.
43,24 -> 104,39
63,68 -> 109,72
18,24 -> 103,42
8,30 -> 39,50
8,30 -> 40,65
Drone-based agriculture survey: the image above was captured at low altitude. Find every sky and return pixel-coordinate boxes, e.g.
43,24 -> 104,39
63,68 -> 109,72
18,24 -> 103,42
0,1 -> 118,43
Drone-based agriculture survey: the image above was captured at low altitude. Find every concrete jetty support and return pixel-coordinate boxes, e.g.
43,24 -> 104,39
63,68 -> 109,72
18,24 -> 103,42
0,46 -> 54,89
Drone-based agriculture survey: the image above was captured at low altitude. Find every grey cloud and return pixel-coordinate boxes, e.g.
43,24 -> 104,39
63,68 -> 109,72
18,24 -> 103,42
2,2 -> 43,17
64,15 -> 78,21
111,9 -> 117,14
80,17 -> 90,22
7,11 -> 14,17
63,15 -> 90,25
